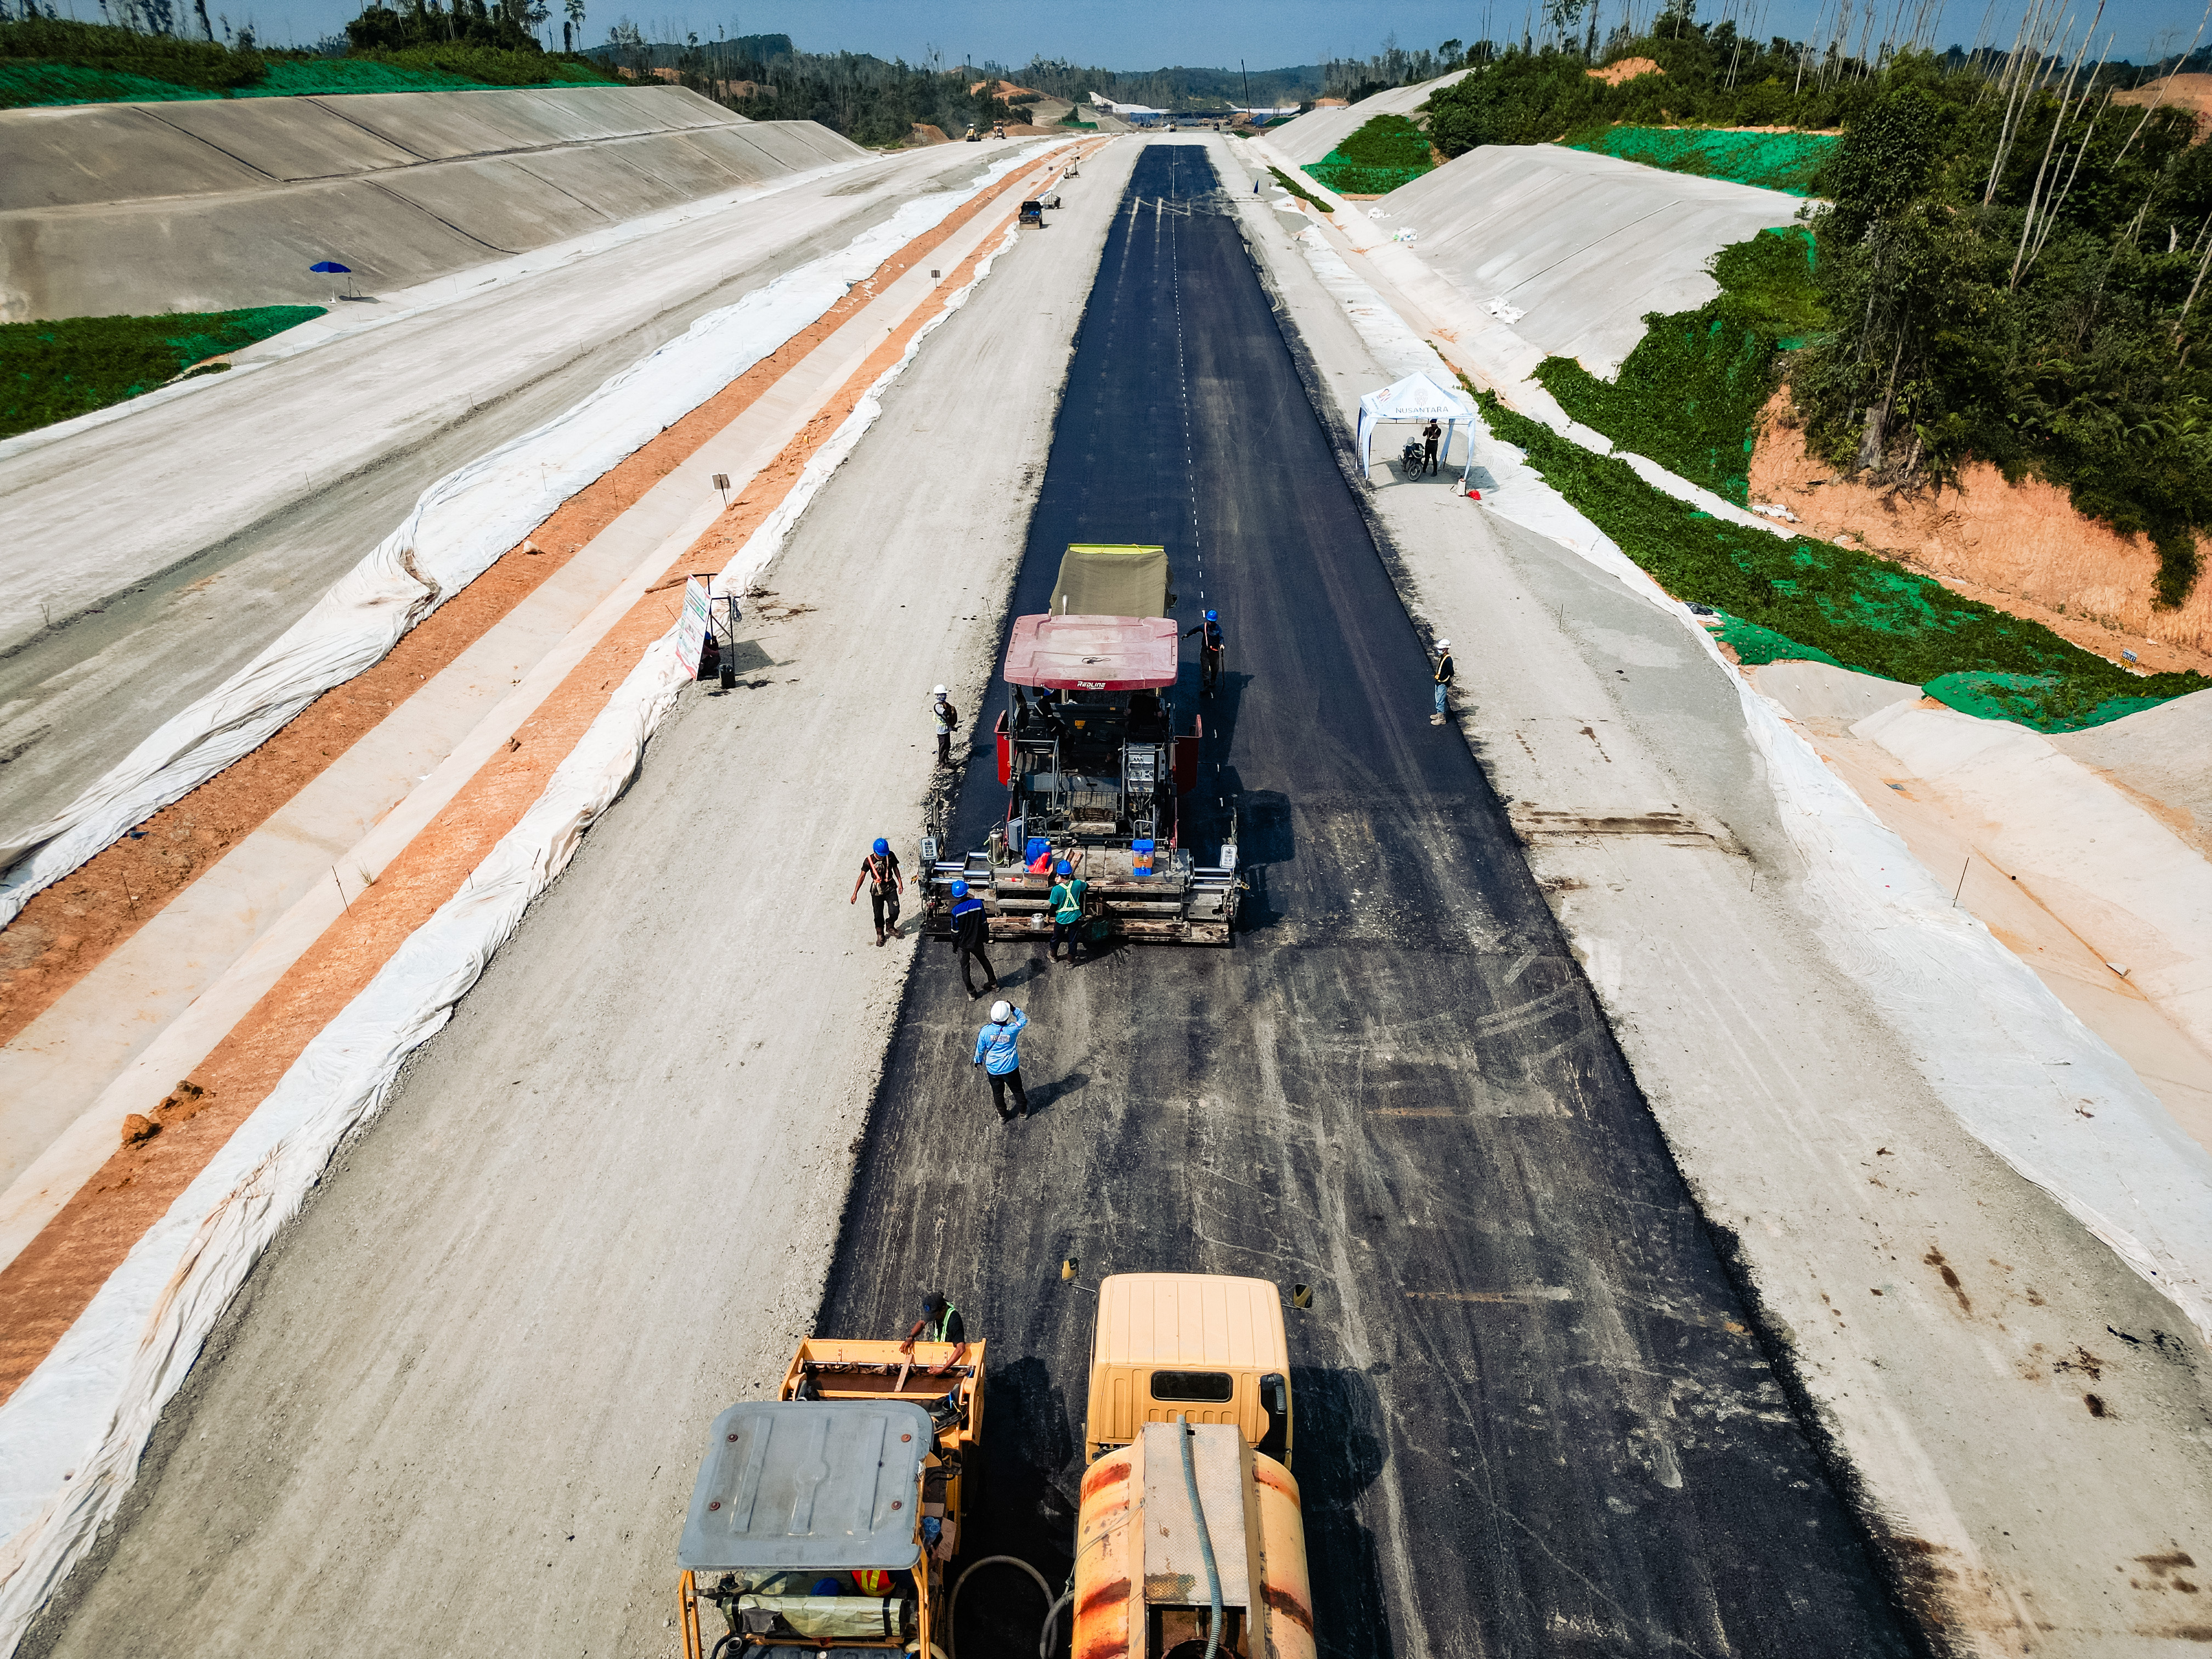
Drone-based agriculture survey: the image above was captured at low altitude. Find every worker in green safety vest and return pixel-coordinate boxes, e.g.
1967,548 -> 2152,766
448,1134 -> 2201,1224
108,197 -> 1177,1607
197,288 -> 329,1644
899,1291 -> 969,1375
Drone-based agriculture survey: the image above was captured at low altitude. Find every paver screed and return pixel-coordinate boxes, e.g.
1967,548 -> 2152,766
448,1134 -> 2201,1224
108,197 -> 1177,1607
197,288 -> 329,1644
817,145 -> 1917,1657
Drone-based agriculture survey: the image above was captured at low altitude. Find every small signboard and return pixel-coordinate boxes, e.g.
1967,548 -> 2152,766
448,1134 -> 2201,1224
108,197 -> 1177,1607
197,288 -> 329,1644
676,575 -> 712,678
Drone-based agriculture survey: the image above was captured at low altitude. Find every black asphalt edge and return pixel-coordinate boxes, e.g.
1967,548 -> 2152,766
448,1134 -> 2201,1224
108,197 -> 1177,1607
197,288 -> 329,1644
1223,192 -> 1946,1659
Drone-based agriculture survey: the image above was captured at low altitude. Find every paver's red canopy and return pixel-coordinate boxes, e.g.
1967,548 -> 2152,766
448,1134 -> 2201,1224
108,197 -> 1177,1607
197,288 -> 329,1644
1003,614 -> 1180,691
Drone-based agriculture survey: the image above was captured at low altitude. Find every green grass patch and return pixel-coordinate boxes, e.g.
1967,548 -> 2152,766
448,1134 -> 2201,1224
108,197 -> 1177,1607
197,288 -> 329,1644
1305,111 -> 1437,195
1469,386 -> 2209,731
0,18 -> 615,108
1058,111 -> 1098,128
1563,126 -> 1838,195
1533,227 -> 1823,504
1267,165 -> 1333,213
0,60 -> 216,105
2,306 -> 323,439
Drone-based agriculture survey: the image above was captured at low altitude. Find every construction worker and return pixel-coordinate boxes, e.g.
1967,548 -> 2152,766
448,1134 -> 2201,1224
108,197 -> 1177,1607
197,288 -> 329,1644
850,837 -> 903,944
1431,639 -> 1455,726
973,1000 -> 1030,1120
1048,858 -> 1088,963
1423,419 -> 1442,475
949,878 -> 997,997
1184,610 -> 1224,693
931,685 -> 961,768
900,1290 -> 969,1375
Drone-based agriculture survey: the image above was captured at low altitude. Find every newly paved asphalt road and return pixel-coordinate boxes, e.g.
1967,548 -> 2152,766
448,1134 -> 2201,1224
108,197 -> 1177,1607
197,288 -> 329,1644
822,145 -> 1916,1658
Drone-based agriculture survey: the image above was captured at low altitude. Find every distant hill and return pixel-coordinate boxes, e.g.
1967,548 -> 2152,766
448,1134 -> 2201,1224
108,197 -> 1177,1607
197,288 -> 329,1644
584,38 -> 1327,112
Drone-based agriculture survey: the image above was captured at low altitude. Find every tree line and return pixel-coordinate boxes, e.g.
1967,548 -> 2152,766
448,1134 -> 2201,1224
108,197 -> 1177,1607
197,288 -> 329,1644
1421,8 -> 2212,605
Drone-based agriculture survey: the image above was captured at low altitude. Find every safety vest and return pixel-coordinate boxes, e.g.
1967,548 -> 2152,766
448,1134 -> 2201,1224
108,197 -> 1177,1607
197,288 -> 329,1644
924,1300 -> 959,1344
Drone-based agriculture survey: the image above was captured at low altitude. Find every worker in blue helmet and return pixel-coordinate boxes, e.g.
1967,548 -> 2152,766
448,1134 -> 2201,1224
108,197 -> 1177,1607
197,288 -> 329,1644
849,836 -> 903,946
949,876 -> 997,998
1184,608 -> 1224,694
1048,855 -> 1088,964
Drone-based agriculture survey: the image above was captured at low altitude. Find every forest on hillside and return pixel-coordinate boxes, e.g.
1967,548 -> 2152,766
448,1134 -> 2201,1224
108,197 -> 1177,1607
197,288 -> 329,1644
1423,12 -> 2212,606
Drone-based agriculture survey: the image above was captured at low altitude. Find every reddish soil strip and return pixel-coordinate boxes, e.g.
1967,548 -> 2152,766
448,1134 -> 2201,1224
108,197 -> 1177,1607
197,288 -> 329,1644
0,153 -> 1071,1051
0,148 -> 1090,1407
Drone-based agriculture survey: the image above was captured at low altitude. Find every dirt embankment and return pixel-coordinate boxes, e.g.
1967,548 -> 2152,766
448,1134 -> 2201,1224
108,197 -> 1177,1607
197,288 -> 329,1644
2114,74 -> 2212,142
1749,389 -> 2212,674
1589,57 -> 1662,84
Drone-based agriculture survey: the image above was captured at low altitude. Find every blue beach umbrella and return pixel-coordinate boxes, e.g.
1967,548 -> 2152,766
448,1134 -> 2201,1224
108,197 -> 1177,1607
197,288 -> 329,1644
308,261 -> 351,273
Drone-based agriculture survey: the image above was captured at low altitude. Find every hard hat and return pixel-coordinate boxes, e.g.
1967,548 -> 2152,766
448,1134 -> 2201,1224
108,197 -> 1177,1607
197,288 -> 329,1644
990,1000 -> 1012,1024
810,1578 -> 844,1599
855,1569 -> 891,1595
872,837 -> 889,855
1435,639 -> 1450,651
1054,860 -> 1072,876
1205,610 -> 1217,622
933,685 -> 948,697
950,878 -> 969,898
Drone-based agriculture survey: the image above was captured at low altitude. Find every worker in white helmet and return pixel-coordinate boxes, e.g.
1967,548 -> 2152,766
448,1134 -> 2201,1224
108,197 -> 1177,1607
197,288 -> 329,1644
931,684 -> 962,769
1431,639 -> 1454,726
972,1000 -> 1030,1121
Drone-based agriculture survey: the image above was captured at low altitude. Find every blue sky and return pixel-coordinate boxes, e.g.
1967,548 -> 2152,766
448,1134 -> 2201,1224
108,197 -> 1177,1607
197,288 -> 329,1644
146,0 -> 2212,66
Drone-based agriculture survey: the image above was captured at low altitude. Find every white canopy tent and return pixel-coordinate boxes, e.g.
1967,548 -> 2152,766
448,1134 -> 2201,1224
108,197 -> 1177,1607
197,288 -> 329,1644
1355,372 -> 1475,476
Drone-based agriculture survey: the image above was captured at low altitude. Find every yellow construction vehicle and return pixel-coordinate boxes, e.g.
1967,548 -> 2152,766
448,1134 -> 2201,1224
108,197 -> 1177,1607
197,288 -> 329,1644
676,1336 -> 985,1659
1083,1272 -> 1290,1463
1069,1275 -> 1312,1659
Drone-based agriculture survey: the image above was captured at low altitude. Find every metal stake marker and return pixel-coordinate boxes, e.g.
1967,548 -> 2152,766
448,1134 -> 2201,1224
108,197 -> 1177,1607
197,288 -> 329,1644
1954,856 -> 1971,905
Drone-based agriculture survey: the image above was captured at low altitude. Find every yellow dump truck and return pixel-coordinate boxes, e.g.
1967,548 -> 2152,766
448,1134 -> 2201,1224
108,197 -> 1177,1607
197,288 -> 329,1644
1073,1276 -> 1312,1659
677,1337 -> 985,1659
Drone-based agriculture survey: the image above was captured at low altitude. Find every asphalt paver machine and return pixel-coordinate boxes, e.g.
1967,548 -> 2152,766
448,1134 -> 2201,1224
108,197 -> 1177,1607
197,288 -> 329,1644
925,544 -> 1239,947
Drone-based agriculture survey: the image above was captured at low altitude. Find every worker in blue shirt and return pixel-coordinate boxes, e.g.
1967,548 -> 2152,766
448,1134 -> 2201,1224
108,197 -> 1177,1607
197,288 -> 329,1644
1184,610 -> 1224,693
973,1000 -> 1030,1121
949,878 -> 997,998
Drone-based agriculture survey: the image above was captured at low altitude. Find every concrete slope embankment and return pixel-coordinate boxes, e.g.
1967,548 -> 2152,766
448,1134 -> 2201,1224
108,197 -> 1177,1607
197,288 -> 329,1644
1371,143 -> 1803,376
0,85 -> 862,319
1260,70 -> 1466,167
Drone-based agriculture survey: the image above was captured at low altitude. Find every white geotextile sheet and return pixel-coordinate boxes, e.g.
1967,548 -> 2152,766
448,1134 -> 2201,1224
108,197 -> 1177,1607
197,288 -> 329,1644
0,144 -> 1058,922
0,200 -> 1029,1654
1273,208 -> 2212,1347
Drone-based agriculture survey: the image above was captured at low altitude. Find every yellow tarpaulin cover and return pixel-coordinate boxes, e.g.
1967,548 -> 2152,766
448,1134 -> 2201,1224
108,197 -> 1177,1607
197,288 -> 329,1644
1051,544 -> 1173,618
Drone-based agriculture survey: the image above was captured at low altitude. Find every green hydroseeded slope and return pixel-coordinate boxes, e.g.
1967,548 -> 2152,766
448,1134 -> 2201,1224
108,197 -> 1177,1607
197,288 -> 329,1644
2,307 -> 323,438
1534,227 -> 1821,504
1305,112 -> 1437,195
1469,387 -> 2207,731
1564,126 -> 1837,195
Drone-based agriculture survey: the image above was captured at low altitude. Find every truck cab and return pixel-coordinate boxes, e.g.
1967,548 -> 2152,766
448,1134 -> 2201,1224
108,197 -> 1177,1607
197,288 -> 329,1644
1084,1273 -> 1291,1466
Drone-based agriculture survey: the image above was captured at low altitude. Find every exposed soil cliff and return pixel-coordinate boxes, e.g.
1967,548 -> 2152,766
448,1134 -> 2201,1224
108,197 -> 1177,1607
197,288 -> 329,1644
1748,388 -> 2212,674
